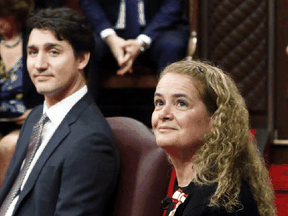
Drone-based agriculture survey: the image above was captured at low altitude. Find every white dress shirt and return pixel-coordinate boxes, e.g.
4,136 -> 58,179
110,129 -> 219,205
5,85 -> 88,216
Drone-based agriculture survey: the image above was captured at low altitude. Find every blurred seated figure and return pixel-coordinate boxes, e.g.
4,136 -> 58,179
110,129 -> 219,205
152,60 -> 276,216
79,0 -> 190,101
0,0 -> 43,188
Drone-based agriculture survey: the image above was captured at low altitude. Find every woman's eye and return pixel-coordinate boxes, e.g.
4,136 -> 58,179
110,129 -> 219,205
175,100 -> 187,107
154,99 -> 164,107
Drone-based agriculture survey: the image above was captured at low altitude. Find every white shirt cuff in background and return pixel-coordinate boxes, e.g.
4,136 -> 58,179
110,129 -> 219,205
100,28 -> 116,40
137,34 -> 152,49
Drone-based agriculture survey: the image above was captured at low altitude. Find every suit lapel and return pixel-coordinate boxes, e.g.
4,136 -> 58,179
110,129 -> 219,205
15,122 -> 71,208
13,93 -> 94,212
0,107 -> 42,204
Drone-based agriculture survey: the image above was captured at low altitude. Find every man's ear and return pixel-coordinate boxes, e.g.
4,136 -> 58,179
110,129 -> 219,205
78,52 -> 90,70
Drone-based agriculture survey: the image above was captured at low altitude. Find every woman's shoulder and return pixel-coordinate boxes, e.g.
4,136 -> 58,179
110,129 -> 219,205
172,182 -> 216,216
176,181 -> 259,216
237,180 -> 260,215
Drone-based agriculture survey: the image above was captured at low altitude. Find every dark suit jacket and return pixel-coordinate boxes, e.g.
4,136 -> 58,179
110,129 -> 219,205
0,93 -> 120,216
79,0 -> 188,41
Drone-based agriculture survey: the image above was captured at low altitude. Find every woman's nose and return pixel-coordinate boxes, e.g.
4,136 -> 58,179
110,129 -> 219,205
158,104 -> 173,120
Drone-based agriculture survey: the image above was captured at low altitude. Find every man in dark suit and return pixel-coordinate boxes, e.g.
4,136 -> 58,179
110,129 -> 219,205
0,7 -> 119,216
79,0 -> 190,99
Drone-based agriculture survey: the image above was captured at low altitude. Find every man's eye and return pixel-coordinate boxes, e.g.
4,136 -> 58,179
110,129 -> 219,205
28,50 -> 37,55
154,99 -> 164,107
50,50 -> 59,55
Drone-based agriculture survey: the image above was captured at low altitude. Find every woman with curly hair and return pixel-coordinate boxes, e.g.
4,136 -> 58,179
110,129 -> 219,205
152,59 -> 275,216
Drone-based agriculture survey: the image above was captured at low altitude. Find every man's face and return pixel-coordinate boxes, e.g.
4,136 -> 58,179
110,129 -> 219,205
27,29 -> 88,107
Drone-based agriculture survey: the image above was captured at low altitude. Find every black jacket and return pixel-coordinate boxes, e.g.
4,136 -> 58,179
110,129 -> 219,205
164,180 -> 260,216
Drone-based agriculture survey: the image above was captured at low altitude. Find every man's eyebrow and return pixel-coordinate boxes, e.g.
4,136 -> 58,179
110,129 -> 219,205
154,93 -> 162,97
45,43 -> 62,49
27,45 -> 36,49
27,43 -> 62,49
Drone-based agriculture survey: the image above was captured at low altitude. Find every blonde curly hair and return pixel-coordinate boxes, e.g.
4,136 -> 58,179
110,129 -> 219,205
160,59 -> 276,216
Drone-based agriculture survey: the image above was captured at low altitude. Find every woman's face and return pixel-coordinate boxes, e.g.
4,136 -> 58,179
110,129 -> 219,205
152,72 -> 212,151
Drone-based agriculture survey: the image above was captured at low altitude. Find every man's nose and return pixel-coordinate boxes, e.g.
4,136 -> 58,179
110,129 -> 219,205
35,53 -> 48,70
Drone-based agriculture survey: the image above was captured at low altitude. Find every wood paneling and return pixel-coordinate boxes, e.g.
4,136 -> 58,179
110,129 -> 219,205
275,0 -> 288,139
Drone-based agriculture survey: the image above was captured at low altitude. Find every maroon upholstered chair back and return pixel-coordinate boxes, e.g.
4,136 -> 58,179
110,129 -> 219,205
106,117 -> 171,216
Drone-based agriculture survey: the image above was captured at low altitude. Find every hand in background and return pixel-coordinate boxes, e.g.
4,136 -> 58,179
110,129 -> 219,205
105,34 -> 131,68
116,57 -> 133,75
116,39 -> 142,76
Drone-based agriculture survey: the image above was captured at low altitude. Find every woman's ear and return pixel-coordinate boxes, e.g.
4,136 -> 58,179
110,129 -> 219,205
77,52 -> 90,70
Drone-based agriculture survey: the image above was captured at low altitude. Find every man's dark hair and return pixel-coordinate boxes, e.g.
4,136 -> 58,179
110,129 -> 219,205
26,7 -> 95,79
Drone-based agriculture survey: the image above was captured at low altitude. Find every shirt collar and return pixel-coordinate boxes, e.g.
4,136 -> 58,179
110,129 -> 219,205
43,85 -> 88,126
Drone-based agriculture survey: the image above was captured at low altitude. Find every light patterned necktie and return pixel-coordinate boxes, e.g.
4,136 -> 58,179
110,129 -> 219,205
0,113 -> 49,216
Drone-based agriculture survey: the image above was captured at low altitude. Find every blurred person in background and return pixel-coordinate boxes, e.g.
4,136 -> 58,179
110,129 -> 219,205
79,0 -> 190,101
0,0 -> 43,188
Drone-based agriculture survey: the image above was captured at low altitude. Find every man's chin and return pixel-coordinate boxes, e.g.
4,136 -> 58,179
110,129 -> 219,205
35,87 -> 53,96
